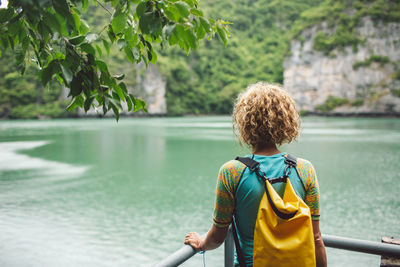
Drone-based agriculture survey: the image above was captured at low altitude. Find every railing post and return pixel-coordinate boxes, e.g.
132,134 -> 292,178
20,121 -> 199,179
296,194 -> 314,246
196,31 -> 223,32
224,226 -> 235,267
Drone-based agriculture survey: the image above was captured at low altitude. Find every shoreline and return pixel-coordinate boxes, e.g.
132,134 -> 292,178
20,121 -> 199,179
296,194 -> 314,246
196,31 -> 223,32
1,112 -> 400,120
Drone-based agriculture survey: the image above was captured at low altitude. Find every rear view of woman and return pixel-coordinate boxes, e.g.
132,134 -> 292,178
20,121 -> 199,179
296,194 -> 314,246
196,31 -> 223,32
185,82 -> 327,267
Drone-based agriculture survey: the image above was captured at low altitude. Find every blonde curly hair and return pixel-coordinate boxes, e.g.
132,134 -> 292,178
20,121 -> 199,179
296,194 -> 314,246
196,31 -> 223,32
233,82 -> 300,148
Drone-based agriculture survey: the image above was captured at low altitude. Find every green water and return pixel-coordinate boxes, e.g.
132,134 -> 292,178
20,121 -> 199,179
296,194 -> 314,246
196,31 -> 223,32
0,117 -> 399,267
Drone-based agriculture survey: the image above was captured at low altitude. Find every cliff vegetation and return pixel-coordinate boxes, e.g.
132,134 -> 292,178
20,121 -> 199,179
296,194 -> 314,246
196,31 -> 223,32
1,0 -> 399,118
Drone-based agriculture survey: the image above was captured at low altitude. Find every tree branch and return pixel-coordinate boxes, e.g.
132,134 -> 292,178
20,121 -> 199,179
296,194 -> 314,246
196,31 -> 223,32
95,0 -> 112,16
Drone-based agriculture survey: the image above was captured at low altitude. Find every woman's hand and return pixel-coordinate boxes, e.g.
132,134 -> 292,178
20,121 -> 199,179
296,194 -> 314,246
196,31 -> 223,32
184,232 -> 204,251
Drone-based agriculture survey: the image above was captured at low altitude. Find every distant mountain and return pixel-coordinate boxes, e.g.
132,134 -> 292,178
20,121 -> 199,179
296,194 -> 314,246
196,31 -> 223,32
1,0 -> 399,118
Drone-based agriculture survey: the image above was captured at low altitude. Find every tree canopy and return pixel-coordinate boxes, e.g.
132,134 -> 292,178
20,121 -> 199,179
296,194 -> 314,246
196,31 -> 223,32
0,0 -> 228,120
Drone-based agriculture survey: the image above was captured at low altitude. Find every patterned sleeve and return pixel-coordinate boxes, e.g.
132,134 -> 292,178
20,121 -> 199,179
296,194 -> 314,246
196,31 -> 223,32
213,160 -> 246,228
296,158 -> 321,221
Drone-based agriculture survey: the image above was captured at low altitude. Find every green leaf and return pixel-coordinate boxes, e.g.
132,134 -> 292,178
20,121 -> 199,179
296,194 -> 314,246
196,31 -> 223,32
147,49 -> 152,62
60,63 -> 73,85
79,19 -> 90,35
139,12 -> 153,34
70,75 -> 83,96
66,95 -> 84,111
175,2 -> 190,18
82,0 -> 89,11
119,82 -> 128,93
112,13 -> 127,34
69,35 -> 86,45
103,39 -> 111,54
168,31 -> 178,45
149,49 -> 157,64
142,54 -> 149,68
129,94 -> 136,103
96,60 -> 108,73
136,2 -> 147,17
43,12 -> 62,33
149,17 -> 162,34
124,46 -> 135,63
196,23 -> 205,39
0,8 -> 14,24
190,8 -> 203,17
129,33 -> 139,47
52,0 -> 70,18
54,52 -> 66,60
108,99 -> 120,121
8,20 -> 22,37
126,94 -> 133,111
80,43 -> 96,55
164,8 -> 180,22
124,27 -> 133,42
21,36 -> 29,54
182,0 -> 195,8
114,85 -> 125,101
84,95 -> 95,112
199,17 -> 211,33
217,26 -> 228,46
134,98 -> 146,112
72,12 -> 81,30
184,29 -> 197,49
41,60 -> 58,86
95,45 -> 103,57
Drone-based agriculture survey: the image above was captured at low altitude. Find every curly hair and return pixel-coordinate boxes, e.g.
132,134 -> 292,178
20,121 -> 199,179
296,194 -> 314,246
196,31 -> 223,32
232,82 -> 300,148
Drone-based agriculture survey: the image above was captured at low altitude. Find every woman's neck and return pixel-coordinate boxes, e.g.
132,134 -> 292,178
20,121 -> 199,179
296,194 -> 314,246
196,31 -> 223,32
252,144 -> 281,156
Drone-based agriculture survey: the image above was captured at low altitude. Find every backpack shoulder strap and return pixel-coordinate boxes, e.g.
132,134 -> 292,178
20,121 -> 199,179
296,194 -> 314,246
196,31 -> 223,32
235,156 -> 259,172
284,154 -> 307,193
284,154 -> 297,167
231,156 -> 256,267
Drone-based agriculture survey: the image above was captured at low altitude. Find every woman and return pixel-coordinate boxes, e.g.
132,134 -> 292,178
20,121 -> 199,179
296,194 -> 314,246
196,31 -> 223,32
184,82 -> 327,267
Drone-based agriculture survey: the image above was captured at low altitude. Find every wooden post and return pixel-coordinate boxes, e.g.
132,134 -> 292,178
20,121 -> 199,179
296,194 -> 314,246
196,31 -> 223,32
381,237 -> 400,267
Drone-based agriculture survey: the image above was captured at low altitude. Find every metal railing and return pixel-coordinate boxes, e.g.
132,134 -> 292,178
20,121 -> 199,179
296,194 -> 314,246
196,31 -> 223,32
155,227 -> 400,267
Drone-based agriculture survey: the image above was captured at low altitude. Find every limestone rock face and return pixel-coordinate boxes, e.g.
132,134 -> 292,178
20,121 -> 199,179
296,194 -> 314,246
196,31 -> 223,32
78,63 -> 167,116
284,17 -> 400,114
135,63 -> 167,114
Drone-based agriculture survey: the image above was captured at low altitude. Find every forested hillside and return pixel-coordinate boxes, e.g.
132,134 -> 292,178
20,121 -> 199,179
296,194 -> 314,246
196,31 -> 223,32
1,0 -> 399,118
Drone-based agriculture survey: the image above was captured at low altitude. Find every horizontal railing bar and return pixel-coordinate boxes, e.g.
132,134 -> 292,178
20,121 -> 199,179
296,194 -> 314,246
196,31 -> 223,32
155,233 -> 400,267
153,233 -> 207,267
323,234 -> 400,258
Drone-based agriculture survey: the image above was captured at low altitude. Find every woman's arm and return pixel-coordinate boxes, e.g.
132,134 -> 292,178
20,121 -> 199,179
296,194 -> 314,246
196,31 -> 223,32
312,220 -> 327,267
184,225 -> 228,251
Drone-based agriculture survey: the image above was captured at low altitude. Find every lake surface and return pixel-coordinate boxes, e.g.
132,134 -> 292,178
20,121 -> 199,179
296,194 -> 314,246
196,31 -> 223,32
0,116 -> 399,266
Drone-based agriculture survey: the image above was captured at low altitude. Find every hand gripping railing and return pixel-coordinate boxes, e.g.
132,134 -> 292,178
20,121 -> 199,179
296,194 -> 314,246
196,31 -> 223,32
154,229 -> 234,267
154,227 -> 400,267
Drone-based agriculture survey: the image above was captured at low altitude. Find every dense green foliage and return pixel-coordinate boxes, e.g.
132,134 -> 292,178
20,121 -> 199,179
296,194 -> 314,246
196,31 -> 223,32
0,50 -> 69,118
315,95 -> 349,112
160,0 -> 400,115
0,0 -> 227,120
353,55 -> 390,70
1,0 -> 399,118
297,0 -> 400,54
160,0 -> 326,115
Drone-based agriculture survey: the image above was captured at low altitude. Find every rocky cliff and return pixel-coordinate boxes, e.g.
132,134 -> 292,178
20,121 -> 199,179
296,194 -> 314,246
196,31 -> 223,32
284,17 -> 400,114
135,63 -> 167,115
77,63 -> 167,116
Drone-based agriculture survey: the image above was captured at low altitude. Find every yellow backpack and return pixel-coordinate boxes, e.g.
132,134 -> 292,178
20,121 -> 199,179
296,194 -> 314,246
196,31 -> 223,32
233,155 -> 316,267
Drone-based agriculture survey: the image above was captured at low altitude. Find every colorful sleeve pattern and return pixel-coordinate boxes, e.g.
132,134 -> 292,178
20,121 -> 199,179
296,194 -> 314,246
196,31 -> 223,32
296,158 -> 321,220
213,160 -> 246,228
